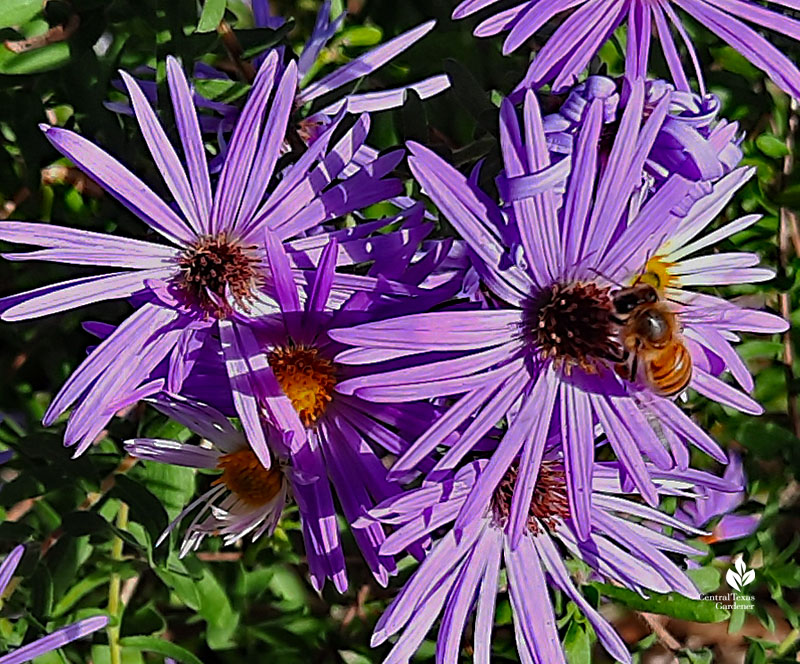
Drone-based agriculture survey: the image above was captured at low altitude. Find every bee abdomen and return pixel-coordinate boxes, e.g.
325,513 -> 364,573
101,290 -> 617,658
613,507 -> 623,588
648,343 -> 692,396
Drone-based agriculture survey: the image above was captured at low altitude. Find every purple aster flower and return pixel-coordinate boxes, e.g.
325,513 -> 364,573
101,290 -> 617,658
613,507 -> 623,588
125,394 -> 348,589
331,83 -> 788,542
0,546 -> 108,663
110,1 -> 448,162
0,53 -> 417,461
190,236 -> 455,588
358,457 -> 726,664
541,76 -> 742,196
452,0 -> 800,99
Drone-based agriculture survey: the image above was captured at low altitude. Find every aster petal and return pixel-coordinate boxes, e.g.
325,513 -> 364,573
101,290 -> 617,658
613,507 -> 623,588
652,6 -> 691,90
43,303 -> 177,426
0,616 -> 109,664
298,20 -> 436,104
456,368 -> 557,536
290,459 -> 348,592
239,323 -> 308,454
674,0 -> 800,98
436,530 -> 496,664
0,546 -> 24,596
121,70 -> 203,233
561,382 -> 594,540
594,511 -> 699,598
691,368 -> 763,415
124,437 -> 221,468
473,526 -> 503,664
373,519 -> 486,643
453,0 -> 507,19
562,97 -> 602,273
235,60 -> 298,229
209,51 -> 279,235
219,320 -> 272,468
507,372 -> 559,548
40,125 -> 193,245
685,325 -> 754,392
644,397 -> 727,462
264,229 -> 301,315
435,370 -> 530,471
307,238 -> 338,314
407,141 -> 533,301
524,0 -> 625,91
147,393 -> 244,450
505,536 -> 565,664
0,222 -> 177,268
389,381 -> 502,476
667,214 -> 762,262
318,74 -> 451,116
503,0 -> 585,54
535,533 -> 632,664
0,268 -> 174,322
332,311 -> 523,355
166,57 -> 213,231
592,395 -> 659,505
382,569 -> 460,664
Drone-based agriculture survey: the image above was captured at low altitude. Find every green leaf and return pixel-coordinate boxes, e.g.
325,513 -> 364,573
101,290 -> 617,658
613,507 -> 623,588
132,461 -> 195,521
52,570 -> 110,617
109,475 -> 168,547
687,567 -> 722,594
738,421 -> 800,458
118,636 -> 204,664
193,78 -> 250,103
197,0 -> 226,32
592,583 -> 730,622
756,134 -> 789,159
195,565 -> 240,649
0,42 -> 70,75
339,25 -> 382,48
563,622 -> 591,664
0,0 -> 41,29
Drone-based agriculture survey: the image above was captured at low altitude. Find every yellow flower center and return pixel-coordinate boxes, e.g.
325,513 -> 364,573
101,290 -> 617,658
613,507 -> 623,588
268,345 -> 337,426
634,255 -> 676,293
214,449 -> 284,507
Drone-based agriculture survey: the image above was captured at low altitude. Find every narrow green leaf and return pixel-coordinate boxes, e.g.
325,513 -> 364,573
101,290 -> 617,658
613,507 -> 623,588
119,636 -> 204,664
197,0 -> 226,33
592,583 -> 730,622
756,134 -> 789,159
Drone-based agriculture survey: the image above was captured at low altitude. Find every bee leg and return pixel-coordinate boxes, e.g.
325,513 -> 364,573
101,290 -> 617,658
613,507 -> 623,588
609,314 -> 626,325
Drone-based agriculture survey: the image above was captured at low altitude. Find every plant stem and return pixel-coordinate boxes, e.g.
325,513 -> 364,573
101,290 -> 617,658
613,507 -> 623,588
107,502 -> 129,664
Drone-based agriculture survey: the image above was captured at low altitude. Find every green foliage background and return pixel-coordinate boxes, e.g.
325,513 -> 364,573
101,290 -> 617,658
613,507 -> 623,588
0,0 -> 798,662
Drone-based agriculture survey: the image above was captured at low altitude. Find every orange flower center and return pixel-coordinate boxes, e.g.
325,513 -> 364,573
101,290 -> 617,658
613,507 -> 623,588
213,449 -> 284,507
268,345 -> 337,426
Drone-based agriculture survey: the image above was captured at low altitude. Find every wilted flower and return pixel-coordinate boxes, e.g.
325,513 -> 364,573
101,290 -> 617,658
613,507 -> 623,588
0,53 -> 415,460
452,0 -> 800,98
126,394 -> 355,590
331,83 -> 787,542
359,457 -> 726,664
0,546 -> 108,663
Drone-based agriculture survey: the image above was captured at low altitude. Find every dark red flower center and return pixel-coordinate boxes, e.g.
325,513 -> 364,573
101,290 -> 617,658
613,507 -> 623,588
493,461 -> 570,535
524,281 -> 620,373
177,233 -> 259,317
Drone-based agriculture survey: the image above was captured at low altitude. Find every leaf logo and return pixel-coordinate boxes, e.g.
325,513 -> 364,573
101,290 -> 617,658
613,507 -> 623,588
726,557 -> 755,592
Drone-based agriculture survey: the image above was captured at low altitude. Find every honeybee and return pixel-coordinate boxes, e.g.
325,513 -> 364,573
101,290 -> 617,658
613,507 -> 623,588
611,283 -> 692,397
